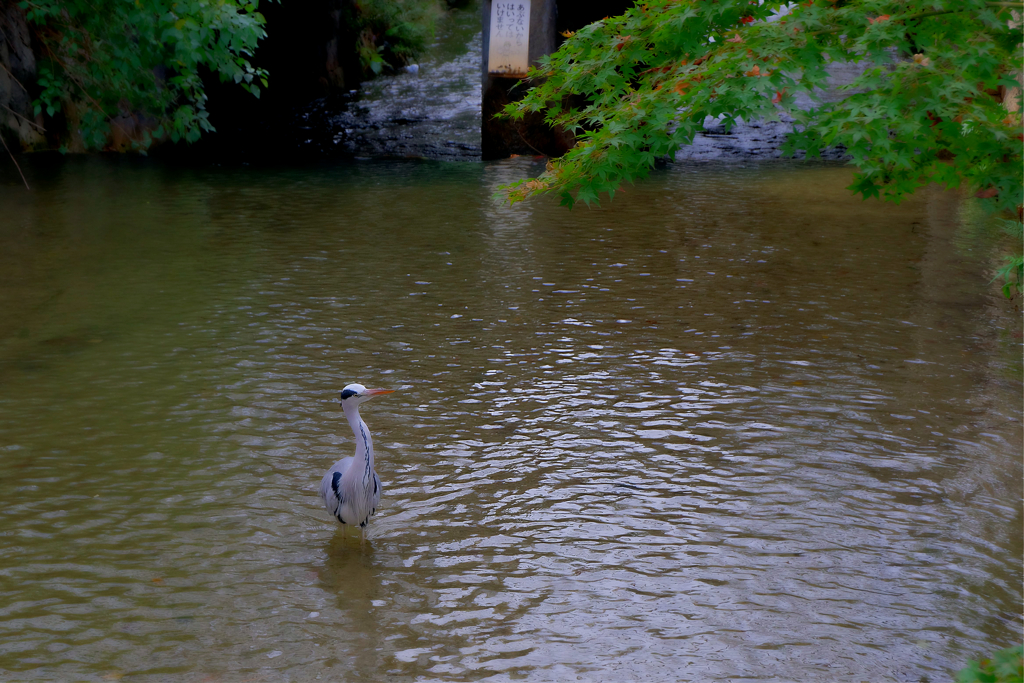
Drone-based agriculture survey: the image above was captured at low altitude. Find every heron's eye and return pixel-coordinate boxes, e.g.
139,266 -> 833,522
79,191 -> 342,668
340,389 -> 358,400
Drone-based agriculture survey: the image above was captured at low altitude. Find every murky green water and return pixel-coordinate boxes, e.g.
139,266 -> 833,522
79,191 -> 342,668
0,157 -> 1021,681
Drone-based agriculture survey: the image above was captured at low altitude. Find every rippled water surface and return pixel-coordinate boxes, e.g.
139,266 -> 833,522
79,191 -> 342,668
0,157 -> 1021,681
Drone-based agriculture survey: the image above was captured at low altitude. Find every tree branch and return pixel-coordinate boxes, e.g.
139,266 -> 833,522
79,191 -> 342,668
2,104 -> 45,131
0,62 -> 30,94
809,2 -> 1024,36
0,132 -> 30,190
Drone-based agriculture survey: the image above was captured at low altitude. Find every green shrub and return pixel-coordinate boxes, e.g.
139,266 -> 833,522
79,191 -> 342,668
956,644 -> 1024,683
20,0 -> 268,151
350,0 -> 445,77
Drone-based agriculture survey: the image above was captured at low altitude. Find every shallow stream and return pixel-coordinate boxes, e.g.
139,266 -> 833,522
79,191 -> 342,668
0,157 -> 1021,681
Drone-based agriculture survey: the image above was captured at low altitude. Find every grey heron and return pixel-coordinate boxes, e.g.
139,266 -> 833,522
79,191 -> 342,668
318,383 -> 394,539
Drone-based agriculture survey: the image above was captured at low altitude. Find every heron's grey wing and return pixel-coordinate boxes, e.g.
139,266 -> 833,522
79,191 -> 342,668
319,456 -> 354,523
370,470 -> 382,516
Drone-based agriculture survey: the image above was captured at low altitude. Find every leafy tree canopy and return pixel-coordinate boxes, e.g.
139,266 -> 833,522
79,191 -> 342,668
20,0 -> 269,150
500,0 -> 1023,292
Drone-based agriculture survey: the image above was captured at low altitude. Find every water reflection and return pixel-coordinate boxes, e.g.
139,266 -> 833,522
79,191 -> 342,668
0,156 -> 1020,681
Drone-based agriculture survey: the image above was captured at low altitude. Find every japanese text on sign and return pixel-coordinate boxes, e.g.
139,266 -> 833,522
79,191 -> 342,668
488,1 -> 531,77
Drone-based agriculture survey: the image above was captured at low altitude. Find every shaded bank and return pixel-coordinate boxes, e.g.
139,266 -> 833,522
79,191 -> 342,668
1,0 -> 864,165
271,5 -> 484,162
0,0 -> 458,159
188,0 -> 461,162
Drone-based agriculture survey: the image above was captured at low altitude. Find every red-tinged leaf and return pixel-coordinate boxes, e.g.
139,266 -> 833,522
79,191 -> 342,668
745,65 -> 761,77
773,89 -> 785,104
726,33 -> 743,43
740,15 -> 754,24
975,187 -> 999,199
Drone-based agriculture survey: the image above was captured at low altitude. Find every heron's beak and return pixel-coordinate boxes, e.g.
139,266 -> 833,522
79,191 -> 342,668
364,389 -> 395,397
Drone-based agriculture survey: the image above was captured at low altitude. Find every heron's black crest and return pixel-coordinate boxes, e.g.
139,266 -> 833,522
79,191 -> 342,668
340,388 -> 358,400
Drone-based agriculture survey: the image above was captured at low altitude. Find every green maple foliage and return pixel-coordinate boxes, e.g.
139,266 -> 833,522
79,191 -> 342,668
500,0 -> 1023,295
956,643 -> 1024,683
20,0 -> 269,150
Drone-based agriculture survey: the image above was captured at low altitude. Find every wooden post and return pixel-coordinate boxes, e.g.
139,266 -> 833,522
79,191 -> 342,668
481,0 -> 559,159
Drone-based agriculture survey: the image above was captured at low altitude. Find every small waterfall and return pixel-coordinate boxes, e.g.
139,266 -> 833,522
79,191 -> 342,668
296,7 -> 482,161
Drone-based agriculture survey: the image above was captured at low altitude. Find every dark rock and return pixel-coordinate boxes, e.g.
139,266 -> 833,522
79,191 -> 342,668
0,0 -> 44,150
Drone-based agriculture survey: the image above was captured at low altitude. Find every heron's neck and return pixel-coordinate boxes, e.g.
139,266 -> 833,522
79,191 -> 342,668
343,402 -> 374,486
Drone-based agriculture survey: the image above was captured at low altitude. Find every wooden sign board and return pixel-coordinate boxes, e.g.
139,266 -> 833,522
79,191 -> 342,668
488,1 -> 531,77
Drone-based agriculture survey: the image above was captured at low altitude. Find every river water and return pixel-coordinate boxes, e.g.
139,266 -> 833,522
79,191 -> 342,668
0,156 -> 1020,681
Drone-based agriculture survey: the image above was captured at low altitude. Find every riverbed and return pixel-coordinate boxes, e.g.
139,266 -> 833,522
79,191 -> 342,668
0,156 -> 1020,681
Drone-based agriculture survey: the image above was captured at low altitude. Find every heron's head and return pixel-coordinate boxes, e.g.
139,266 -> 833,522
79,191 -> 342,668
340,383 -> 395,406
